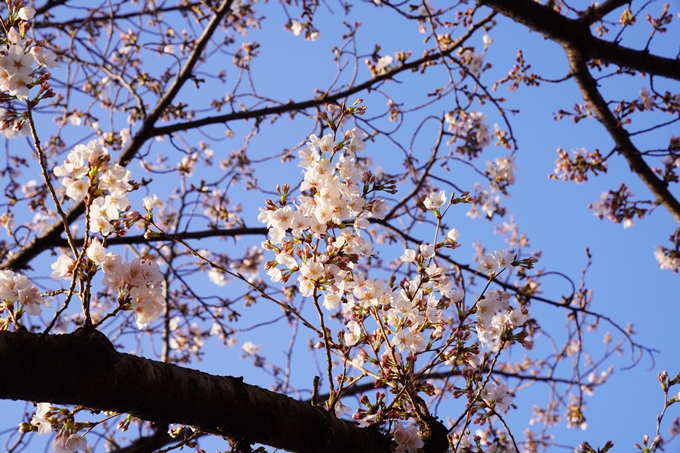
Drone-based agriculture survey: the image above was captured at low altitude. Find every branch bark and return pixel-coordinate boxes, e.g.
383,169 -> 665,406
0,328 -> 391,453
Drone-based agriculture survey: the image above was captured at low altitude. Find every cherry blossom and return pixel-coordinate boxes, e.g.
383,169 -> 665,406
51,432 -> 87,453
462,49 -> 484,78
30,403 -> 53,435
130,286 -> 163,329
86,239 -> 107,265
31,47 -> 60,68
639,87 -> 654,110
289,19 -> 303,36
392,328 -> 425,353
654,246 -> 680,273
419,243 -> 435,259
482,382 -> 514,414
393,424 -> 424,453
423,190 -> 446,210
373,55 -> 393,74
242,341 -> 261,355
0,270 -> 48,315
401,248 -> 416,263
344,320 -> 361,346
476,253 -> 499,275
51,255 -> 75,280
142,194 -> 159,212
0,46 -> 34,76
18,7 -> 36,21
494,250 -> 515,270
446,228 -> 459,241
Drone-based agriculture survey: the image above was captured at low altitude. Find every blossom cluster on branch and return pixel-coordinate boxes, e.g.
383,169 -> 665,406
257,102 -> 536,451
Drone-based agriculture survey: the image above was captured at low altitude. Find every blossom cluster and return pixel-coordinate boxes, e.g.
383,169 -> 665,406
445,110 -> 490,147
654,245 -> 680,273
259,131 -> 471,357
589,184 -> 644,229
474,289 -> 528,351
444,108 -> 515,217
466,183 -> 504,220
258,128 -> 383,291
481,382 -> 514,414
486,155 -> 516,193
393,423 -> 424,453
259,122 -> 533,446
52,245 -> 164,329
0,7 -> 60,139
0,268 -> 48,319
53,140 -> 134,235
0,18 -> 59,101
29,403 -> 87,453
550,148 -> 608,184
48,138 -> 164,330
444,110 -> 492,159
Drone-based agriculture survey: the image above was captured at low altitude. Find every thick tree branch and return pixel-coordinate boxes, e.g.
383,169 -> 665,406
479,0 -> 680,81
111,358 -> 593,453
565,48 -> 680,225
580,0 -> 631,24
0,328 -> 391,453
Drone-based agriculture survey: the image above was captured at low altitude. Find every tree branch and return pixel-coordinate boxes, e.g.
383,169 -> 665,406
34,0 -> 68,17
34,3 -> 202,29
579,0 -> 631,24
479,0 -> 680,81
565,47 -> 680,225
0,328 -> 391,453
149,11 -> 496,138
50,227 -> 269,249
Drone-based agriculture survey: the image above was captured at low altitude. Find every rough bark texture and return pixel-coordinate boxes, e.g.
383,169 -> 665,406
0,328 -> 390,453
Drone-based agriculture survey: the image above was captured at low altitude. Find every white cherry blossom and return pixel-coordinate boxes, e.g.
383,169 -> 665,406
423,190 -> 446,210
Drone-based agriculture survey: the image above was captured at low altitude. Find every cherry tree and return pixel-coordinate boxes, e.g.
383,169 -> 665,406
0,0 -> 678,452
